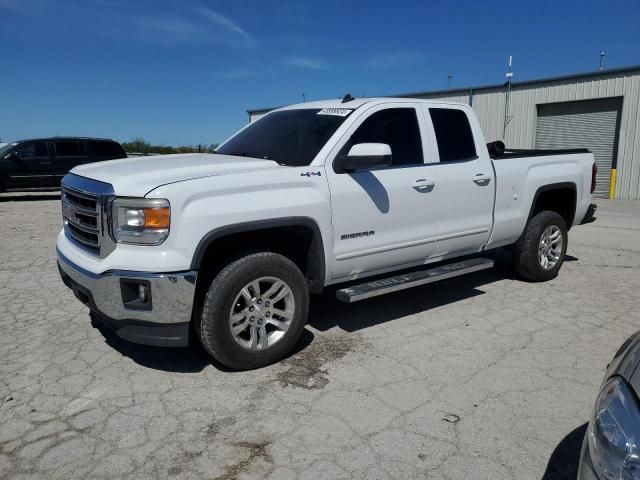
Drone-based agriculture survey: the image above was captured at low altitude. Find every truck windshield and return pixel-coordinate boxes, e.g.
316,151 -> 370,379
217,109 -> 352,166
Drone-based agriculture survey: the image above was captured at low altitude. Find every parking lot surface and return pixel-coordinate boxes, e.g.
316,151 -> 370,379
1,192 -> 639,480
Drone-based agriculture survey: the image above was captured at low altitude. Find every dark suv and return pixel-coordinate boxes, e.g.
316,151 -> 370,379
0,137 -> 126,191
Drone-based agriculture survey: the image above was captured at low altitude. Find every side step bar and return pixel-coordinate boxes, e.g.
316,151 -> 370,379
336,258 -> 494,303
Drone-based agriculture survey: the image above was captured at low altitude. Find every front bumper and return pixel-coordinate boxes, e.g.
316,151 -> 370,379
57,249 -> 197,347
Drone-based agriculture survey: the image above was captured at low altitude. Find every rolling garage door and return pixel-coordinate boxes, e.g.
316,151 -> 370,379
535,98 -> 622,198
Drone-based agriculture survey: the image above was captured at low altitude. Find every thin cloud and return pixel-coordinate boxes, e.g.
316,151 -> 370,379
136,16 -> 209,43
283,56 -> 327,70
2,0 -> 257,48
369,52 -> 423,69
196,7 -> 255,47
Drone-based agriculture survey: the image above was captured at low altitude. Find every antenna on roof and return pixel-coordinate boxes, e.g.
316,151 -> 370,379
503,55 -> 514,139
447,73 -> 452,89
599,49 -> 606,70
342,93 -> 354,103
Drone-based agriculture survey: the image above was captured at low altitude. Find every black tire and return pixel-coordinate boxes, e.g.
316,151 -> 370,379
197,252 -> 309,370
512,210 -> 568,282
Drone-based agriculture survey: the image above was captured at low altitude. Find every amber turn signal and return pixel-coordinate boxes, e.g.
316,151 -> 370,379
143,207 -> 170,229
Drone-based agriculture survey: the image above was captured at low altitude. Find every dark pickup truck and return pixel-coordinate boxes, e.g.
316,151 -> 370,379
0,137 -> 126,191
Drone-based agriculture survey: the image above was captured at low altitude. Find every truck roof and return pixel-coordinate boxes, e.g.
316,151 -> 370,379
275,97 -> 467,112
7,136 -> 117,145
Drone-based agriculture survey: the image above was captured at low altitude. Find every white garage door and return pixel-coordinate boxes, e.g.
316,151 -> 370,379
536,98 -> 622,198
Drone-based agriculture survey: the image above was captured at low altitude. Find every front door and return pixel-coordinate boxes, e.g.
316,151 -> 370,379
326,103 -> 439,280
3,141 -> 54,188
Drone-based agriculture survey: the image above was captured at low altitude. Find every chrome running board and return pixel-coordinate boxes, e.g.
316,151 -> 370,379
336,258 -> 494,303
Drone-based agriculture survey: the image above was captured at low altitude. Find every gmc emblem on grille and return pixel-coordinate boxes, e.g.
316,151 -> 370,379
62,202 -> 79,224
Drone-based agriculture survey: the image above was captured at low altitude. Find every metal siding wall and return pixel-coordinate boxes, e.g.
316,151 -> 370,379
409,92 -> 470,104
619,74 -> 640,199
423,70 -> 640,199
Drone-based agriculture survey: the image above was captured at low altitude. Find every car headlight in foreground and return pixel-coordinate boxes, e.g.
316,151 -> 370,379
111,198 -> 170,245
589,376 -> 640,479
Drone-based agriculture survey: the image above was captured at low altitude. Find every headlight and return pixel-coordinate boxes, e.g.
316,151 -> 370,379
589,376 -> 640,479
111,198 -> 170,245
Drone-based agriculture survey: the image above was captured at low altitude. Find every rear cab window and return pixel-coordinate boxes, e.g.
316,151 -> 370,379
429,108 -> 477,162
89,140 -> 125,158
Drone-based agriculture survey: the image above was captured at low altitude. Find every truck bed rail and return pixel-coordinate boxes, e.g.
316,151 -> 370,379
487,140 -> 590,160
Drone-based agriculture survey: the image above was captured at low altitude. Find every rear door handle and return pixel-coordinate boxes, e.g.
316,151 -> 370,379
473,173 -> 491,185
413,179 -> 435,190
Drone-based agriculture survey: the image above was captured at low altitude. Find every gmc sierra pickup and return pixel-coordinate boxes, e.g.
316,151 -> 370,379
57,97 -> 597,370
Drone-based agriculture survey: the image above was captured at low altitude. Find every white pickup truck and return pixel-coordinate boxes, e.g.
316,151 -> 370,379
57,97 -> 597,369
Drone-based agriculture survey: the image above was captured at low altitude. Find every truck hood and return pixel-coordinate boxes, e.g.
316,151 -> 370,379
70,153 -> 282,196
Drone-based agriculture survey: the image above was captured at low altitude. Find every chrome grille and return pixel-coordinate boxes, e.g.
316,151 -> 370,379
61,174 -> 115,257
62,187 -> 101,252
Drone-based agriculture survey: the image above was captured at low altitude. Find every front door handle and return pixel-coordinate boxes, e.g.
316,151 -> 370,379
473,173 -> 491,185
413,179 -> 435,190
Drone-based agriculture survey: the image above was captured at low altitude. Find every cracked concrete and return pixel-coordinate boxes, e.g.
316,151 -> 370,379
1,192 -> 639,479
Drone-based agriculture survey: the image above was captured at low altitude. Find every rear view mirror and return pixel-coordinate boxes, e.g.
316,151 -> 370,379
335,143 -> 392,173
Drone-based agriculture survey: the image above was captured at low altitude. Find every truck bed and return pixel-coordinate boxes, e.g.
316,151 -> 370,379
486,148 -> 595,250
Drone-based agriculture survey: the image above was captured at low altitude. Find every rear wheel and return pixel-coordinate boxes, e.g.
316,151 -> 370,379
512,210 -> 568,282
197,252 -> 309,370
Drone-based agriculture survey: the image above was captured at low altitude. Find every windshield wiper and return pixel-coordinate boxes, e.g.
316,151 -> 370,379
221,151 -> 270,160
218,151 -> 289,166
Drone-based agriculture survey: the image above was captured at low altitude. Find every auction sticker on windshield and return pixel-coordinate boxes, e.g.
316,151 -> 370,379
317,108 -> 353,117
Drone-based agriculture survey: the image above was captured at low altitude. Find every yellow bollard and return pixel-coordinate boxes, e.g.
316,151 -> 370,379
609,168 -> 617,199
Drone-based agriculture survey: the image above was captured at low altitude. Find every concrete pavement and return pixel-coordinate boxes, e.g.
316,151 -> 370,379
1,193 -> 639,479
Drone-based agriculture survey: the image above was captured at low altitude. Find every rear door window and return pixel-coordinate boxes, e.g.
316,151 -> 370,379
429,108 -> 477,162
54,141 -> 85,157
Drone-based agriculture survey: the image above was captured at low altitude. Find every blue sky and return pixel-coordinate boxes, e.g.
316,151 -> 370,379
1,0 -> 639,146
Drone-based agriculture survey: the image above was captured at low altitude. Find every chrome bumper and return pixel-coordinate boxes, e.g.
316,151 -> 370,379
57,249 -> 197,326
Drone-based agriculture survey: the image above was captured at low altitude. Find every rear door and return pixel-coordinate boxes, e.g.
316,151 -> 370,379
326,102 -> 439,280
3,141 -> 54,188
422,105 -> 494,256
52,140 -> 89,185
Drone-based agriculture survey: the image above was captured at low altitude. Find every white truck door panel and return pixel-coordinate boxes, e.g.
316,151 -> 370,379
431,160 -> 493,255
421,105 -> 494,256
326,103 -> 438,279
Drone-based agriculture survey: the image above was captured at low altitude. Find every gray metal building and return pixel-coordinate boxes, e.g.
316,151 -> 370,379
247,65 -> 640,199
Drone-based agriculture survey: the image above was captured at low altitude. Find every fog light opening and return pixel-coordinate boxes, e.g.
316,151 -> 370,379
120,279 -> 152,311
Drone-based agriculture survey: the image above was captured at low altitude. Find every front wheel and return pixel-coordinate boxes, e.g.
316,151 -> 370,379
197,252 -> 309,370
512,210 -> 568,282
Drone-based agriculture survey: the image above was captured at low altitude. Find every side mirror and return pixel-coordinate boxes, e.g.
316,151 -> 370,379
6,151 -> 20,161
335,143 -> 392,173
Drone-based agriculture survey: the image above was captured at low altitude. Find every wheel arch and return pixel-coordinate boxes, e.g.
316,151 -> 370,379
527,182 -> 577,230
191,217 -> 326,294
